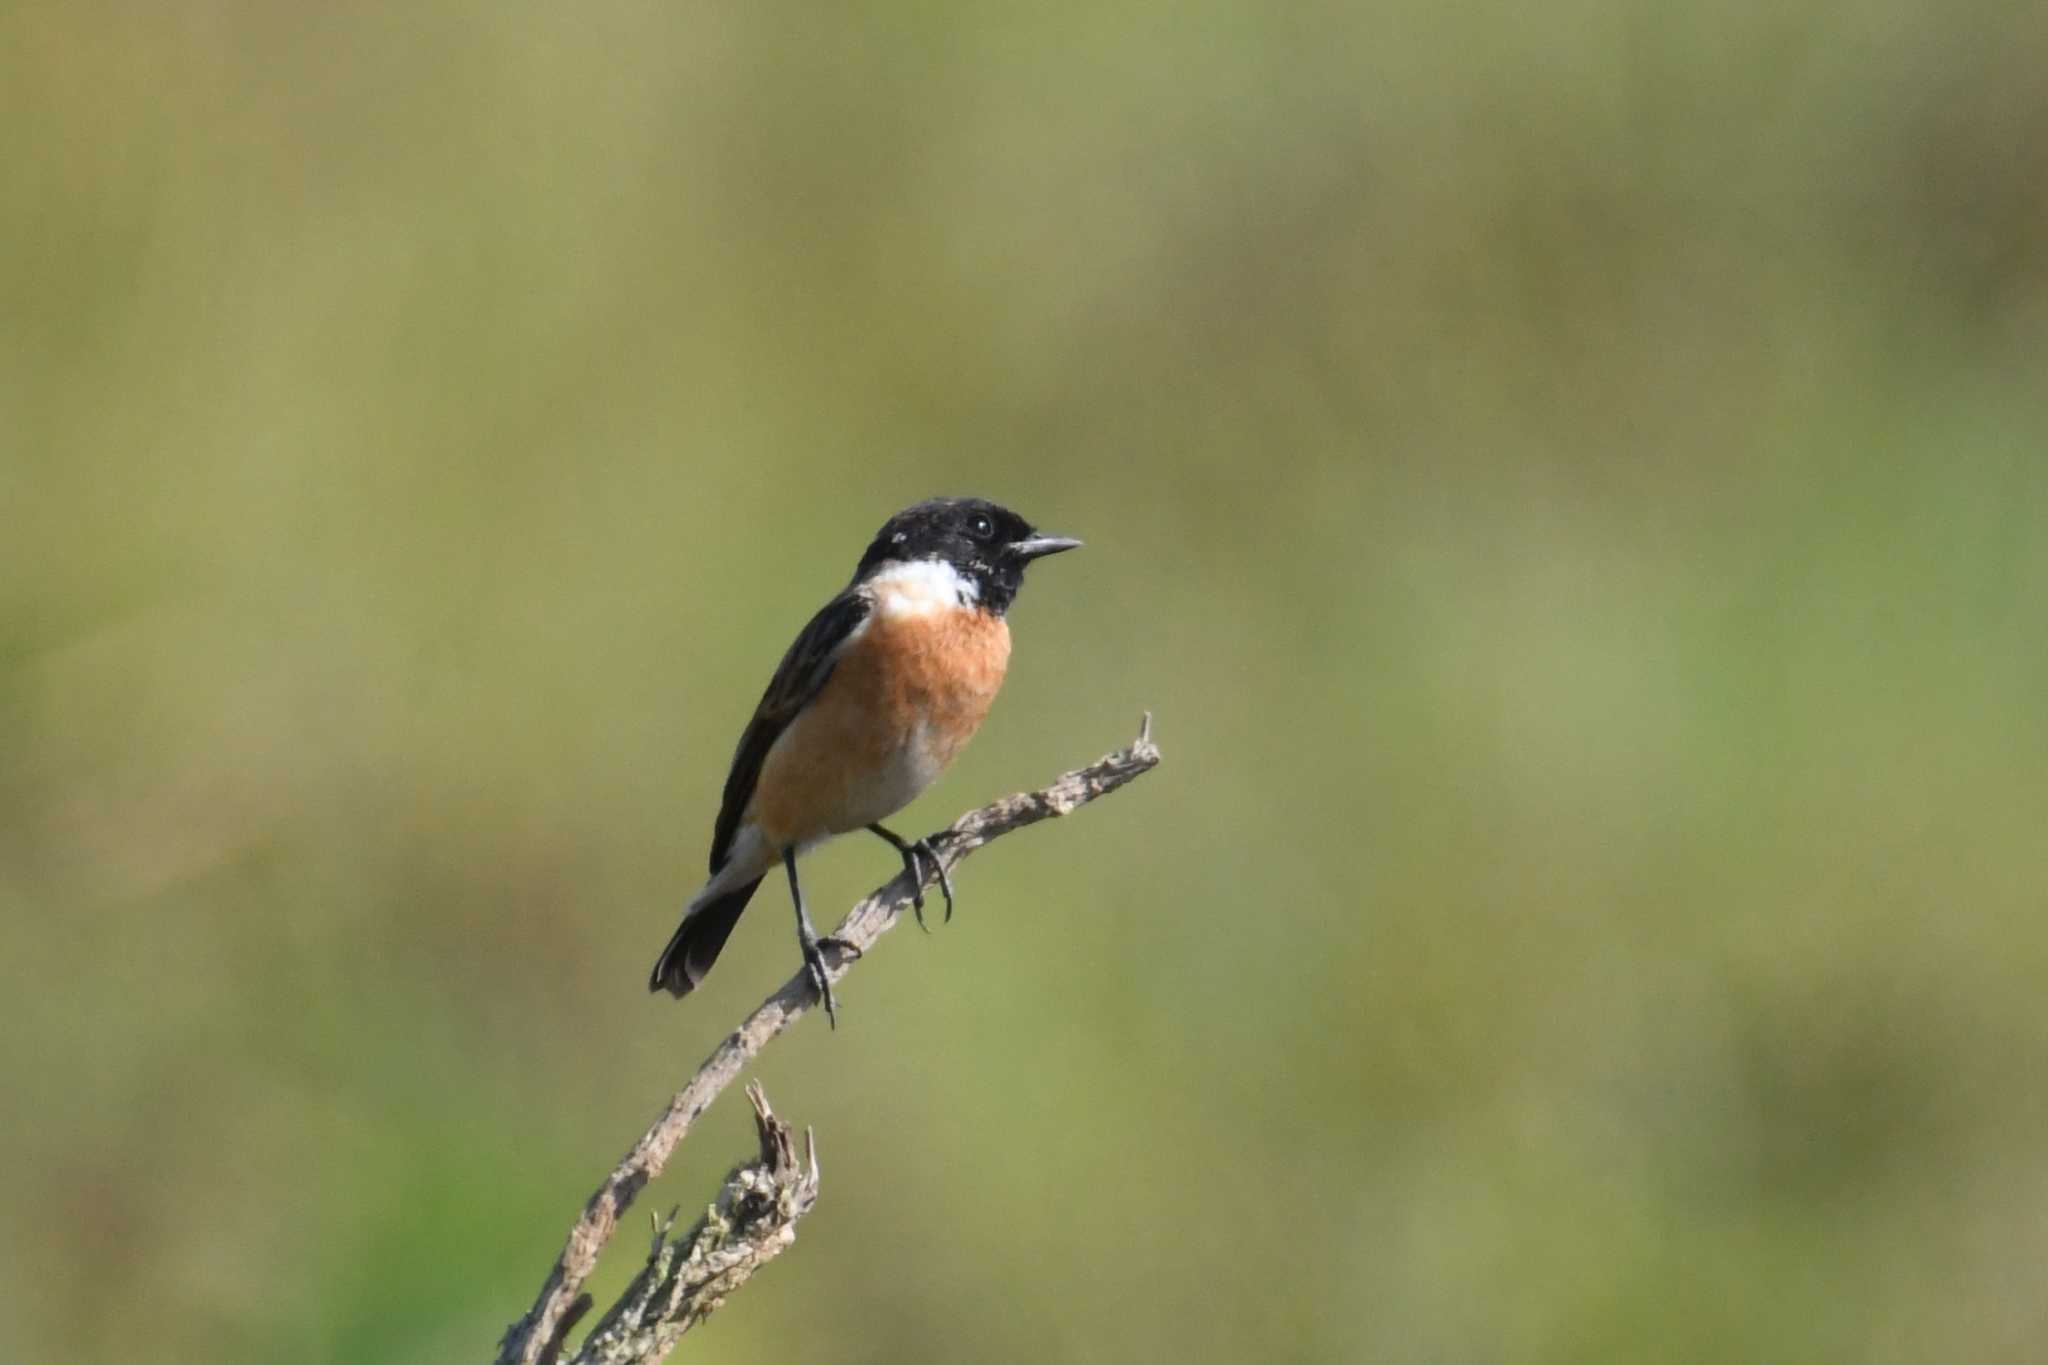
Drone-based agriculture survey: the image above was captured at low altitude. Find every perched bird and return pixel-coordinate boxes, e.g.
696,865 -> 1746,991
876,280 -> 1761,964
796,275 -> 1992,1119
649,497 -> 1081,1023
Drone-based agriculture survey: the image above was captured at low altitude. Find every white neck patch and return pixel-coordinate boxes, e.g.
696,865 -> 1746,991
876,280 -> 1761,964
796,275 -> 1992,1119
869,558 -> 979,616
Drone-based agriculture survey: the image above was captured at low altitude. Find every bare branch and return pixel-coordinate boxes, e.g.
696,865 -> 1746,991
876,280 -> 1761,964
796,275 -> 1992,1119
494,718 -> 1162,1365
567,1083 -> 821,1365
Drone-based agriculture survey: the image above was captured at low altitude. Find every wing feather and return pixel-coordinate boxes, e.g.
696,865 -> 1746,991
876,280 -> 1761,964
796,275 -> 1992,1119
708,590 -> 872,872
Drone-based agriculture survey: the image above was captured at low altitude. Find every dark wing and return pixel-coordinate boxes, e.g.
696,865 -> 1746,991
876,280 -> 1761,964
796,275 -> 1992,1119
708,589 -> 873,873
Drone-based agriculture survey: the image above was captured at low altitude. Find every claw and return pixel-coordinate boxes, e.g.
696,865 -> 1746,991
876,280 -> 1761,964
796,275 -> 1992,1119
802,943 -> 838,1028
871,823 -> 948,933
912,838 -> 956,924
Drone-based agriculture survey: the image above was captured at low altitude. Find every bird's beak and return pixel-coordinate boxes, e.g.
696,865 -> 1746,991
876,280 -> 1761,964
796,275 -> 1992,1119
1009,534 -> 1083,561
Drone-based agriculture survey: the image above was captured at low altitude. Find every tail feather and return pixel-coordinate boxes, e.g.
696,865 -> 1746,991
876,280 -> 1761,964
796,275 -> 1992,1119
649,875 -> 764,998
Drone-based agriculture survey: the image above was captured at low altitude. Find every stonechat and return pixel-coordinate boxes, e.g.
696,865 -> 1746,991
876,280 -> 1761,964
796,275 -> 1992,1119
649,497 -> 1080,1023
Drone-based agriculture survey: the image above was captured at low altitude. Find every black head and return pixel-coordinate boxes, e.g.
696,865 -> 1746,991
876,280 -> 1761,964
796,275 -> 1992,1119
853,496 -> 1080,614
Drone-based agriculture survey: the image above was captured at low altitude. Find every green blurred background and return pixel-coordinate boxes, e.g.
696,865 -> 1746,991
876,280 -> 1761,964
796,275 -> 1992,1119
7,2 -> 2047,1361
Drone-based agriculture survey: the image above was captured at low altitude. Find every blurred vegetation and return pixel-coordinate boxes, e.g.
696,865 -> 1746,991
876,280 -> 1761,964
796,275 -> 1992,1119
6,1 -> 2048,1361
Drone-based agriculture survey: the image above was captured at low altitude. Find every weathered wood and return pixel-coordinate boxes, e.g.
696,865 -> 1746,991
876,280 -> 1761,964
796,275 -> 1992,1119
495,718 -> 1161,1365
565,1083 -> 820,1365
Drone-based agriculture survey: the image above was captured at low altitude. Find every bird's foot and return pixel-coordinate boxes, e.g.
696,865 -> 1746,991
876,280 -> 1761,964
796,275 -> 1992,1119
803,936 -> 863,1028
912,838 -> 956,925
893,849 -> 931,932
895,838 -> 955,930
800,939 -> 839,1028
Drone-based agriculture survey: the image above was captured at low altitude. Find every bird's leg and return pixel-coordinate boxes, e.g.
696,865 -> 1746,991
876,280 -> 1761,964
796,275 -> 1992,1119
784,848 -> 859,1028
867,823 -> 955,928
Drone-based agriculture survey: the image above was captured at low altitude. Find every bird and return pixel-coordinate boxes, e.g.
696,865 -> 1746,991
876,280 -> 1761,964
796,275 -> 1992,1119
648,496 -> 1081,1024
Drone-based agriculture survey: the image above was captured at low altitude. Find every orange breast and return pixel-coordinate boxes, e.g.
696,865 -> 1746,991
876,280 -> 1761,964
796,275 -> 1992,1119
855,604 -> 1011,762
748,606 -> 1010,847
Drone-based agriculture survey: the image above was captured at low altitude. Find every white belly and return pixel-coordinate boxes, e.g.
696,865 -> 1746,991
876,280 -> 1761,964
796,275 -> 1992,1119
839,724 -> 942,822
804,720 -> 945,845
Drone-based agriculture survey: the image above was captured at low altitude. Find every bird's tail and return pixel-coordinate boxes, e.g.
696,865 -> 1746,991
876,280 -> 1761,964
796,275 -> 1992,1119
648,875 -> 764,998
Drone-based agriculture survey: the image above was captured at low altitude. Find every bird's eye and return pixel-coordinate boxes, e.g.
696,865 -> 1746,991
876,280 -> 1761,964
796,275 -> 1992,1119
970,514 -> 994,540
